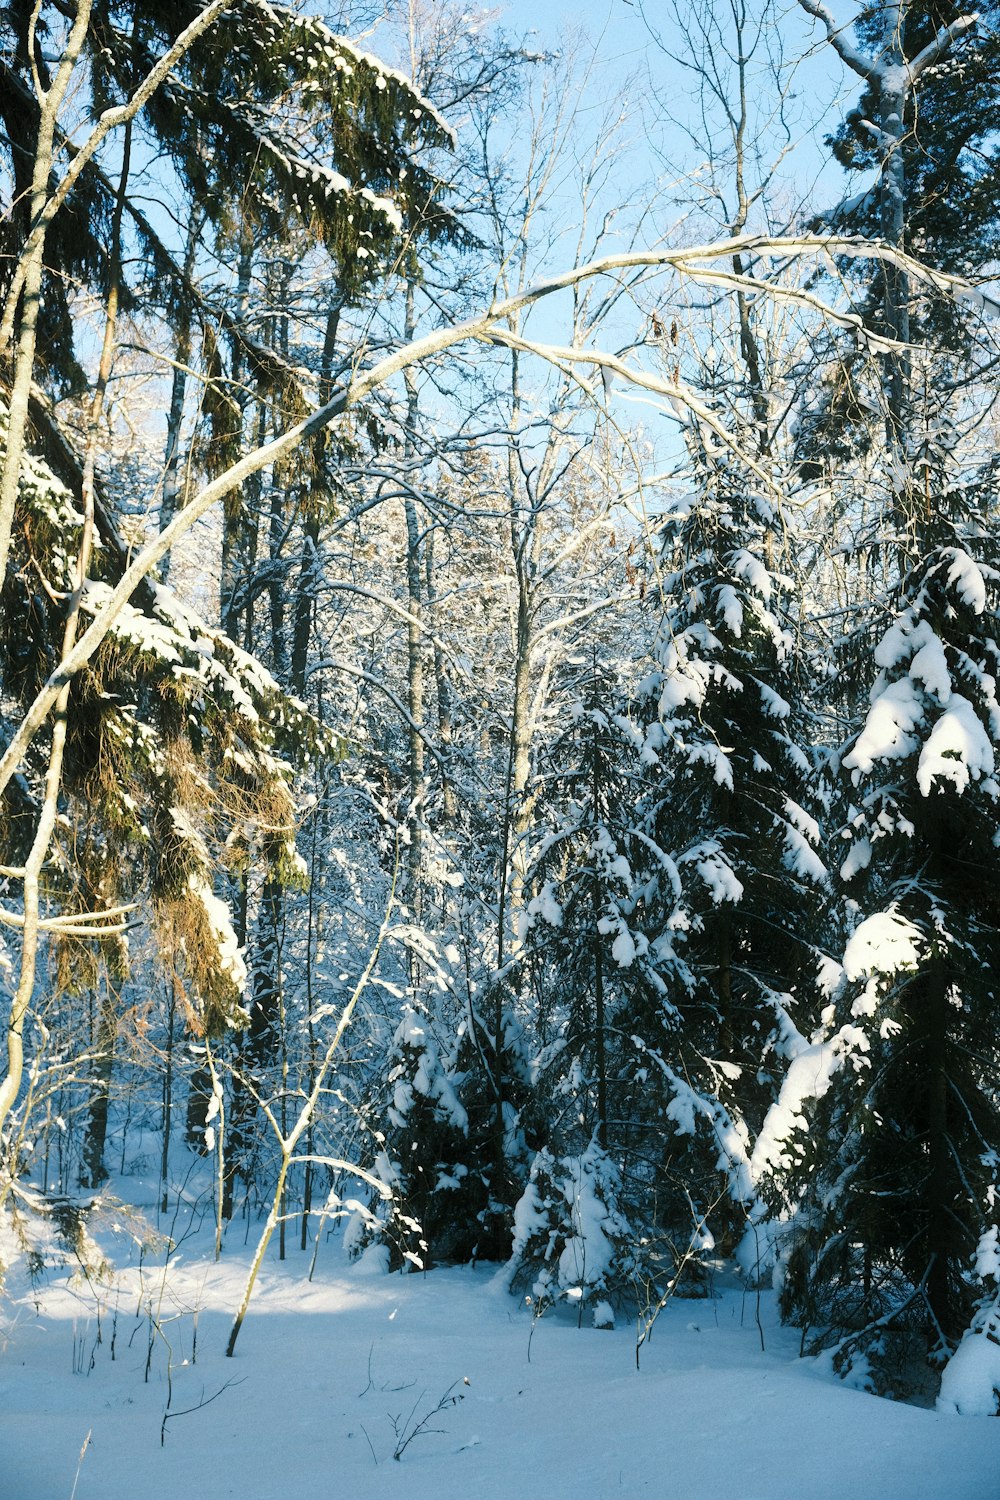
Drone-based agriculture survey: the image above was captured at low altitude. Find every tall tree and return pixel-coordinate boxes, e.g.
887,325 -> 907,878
777,466 -> 1000,1396
0,0 -> 462,1191
771,0 -> 1000,1402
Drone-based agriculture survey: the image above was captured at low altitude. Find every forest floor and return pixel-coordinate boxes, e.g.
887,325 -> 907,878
2,1177 -> 1000,1500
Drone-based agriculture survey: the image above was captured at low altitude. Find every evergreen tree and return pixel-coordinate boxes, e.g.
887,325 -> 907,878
777,468 -> 1000,1398
0,0 -> 459,394
778,0 -> 1000,1407
795,0 -> 999,469
824,0 -> 1000,287
521,664 -> 653,1154
508,663 -> 655,1307
0,0 -> 468,1191
507,1141 -> 636,1323
379,1000 -> 473,1268
635,461 -> 829,1248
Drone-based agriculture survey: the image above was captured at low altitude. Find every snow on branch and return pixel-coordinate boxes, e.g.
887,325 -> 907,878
796,0 -> 979,86
795,0 -> 877,81
0,0 -> 233,347
907,13 -> 980,81
0,232 -> 993,802
265,1 -> 457,144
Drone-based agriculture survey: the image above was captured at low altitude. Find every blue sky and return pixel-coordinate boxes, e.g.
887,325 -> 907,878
495,0 -> 858,218
444,0 -> 870,474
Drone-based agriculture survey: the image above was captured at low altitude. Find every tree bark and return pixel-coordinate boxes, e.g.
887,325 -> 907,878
159,208 -> 205,579
80,984 -> 117,1188
402,279 -> 425,924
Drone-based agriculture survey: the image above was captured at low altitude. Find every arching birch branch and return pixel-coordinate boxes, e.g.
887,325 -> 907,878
0,232 -> 987,810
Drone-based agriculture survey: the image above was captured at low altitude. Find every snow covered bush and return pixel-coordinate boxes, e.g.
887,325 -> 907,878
368,1002 -> 480,1268
938,1229 -> 1000,1416
504,1143 -> 637,1317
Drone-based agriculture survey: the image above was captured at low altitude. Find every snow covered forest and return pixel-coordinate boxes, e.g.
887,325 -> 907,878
3,0 -> 1000,1487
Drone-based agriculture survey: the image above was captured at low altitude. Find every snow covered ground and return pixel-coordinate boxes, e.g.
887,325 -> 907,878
2,1201 -> 999,1500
